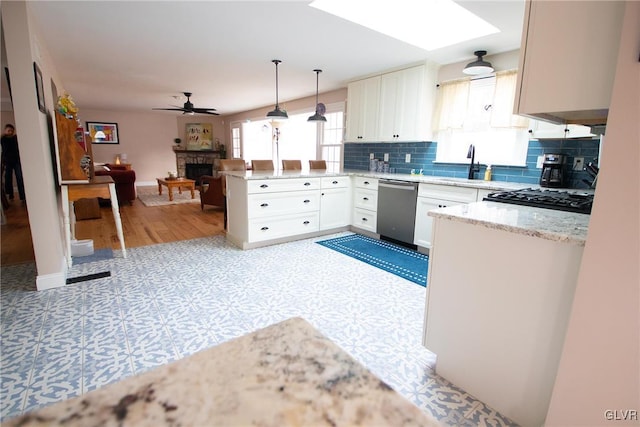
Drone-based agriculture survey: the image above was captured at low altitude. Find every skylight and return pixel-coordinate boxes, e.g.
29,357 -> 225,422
309,0 -> 499,51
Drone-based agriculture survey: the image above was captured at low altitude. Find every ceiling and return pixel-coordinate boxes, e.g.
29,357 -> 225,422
4,0 -> 525,116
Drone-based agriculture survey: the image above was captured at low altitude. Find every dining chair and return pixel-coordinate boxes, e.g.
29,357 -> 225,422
309,160 -> 327,170
251,159 -> 274,171
282,160 -> 302,170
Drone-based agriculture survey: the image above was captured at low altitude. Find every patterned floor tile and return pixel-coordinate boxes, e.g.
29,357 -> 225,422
0,233 -> 519,425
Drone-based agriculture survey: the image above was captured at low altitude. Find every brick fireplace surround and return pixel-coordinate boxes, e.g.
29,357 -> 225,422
174,150 -> 221,180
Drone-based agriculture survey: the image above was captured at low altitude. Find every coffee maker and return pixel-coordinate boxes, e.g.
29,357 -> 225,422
540,153 -> 566,188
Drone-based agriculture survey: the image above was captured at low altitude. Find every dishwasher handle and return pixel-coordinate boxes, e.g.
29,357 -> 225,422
379,180 -> 418,191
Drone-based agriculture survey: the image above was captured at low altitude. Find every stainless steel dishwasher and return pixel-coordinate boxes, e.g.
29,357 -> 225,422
377,179 -> 418,246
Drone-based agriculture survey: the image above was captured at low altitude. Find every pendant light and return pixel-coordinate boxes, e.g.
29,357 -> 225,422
463,50 -> 494,75
266,59 -> 288,120
308,69 -> 327,122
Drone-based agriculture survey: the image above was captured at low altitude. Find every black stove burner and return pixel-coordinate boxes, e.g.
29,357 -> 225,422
483,188 -> 593,214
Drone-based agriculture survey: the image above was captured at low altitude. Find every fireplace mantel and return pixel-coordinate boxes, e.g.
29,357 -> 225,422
175,150 -> 221,178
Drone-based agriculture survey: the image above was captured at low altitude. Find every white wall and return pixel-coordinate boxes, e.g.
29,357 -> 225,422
545,2 -> 639,425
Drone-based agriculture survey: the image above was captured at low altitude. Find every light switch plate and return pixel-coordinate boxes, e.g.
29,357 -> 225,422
369,153 -> 374,160
405,153 -> 411,163
384,153 -> 389,162
536,155 -> 544,168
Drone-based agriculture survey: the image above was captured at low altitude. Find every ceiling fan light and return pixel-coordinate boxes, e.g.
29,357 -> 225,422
267,59 -> 288,120
463,50 -> 495,75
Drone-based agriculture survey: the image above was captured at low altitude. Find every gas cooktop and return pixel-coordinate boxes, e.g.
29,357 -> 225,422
483,188 -> 594,214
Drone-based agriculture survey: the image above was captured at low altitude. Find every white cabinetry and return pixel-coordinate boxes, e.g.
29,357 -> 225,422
346,76 -> 380,142
351,176 -> 378,233
319,176 -> 352,230
414,184 -> 478,249
227,176 -> 321,249
378,65 -> 431,142
515,0 -> 624,125
528,120 -> 595,139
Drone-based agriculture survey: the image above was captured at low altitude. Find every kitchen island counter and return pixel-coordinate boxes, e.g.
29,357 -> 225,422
5,317 -> 440,426
428,201 -> 590,245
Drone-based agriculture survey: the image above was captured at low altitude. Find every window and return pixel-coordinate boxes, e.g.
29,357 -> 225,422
240,102 -> 345,171
230,123 -> 241,158
434,70 -> 529,167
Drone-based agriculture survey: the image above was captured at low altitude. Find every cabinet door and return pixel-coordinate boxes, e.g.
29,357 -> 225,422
346,76 -> 380,142
515,1 -> 624,124
414,197 -> 464,248
320,187 -> 351,230
378,71 -> 401,141
528,120 -> 595,139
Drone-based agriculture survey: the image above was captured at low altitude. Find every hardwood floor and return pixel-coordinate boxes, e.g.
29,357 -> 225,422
1,199 -> 225,266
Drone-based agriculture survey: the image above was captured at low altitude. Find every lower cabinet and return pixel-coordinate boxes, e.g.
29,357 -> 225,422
319,176 -> 351,230
414,183 -> 479,249
351,177 -> 378,233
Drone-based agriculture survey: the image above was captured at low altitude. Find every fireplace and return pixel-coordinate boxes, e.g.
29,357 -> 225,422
185,163 -> 213,185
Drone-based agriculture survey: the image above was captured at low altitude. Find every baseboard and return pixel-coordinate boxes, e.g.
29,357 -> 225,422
136,181 -> 157,187
35,257 -> 68,290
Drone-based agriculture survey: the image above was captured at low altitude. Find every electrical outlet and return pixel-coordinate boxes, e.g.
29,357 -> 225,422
369,153 -> 374,160
384,153 -> 389,162
405,153 -> 411,163
573,157 -> 584,171
536,155 -> 544,168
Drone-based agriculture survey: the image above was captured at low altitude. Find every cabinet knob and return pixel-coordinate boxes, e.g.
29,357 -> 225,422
362,218 -> 368,222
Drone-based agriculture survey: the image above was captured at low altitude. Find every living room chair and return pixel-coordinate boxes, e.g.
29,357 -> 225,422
309,160 -> 327,170
251,160 -> 274,171
199,175 -> 224,211
282,159 -> 302,170
219,159 -> 247,228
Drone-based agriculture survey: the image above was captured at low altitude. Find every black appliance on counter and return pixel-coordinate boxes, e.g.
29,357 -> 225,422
540,153 -> 566,188
483,188 -> 594,214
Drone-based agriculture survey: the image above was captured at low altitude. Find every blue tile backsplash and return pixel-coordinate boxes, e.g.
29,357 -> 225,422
344,138 -> 600,189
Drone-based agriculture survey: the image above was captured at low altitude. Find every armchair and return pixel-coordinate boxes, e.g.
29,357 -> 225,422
199,175 -> 224,211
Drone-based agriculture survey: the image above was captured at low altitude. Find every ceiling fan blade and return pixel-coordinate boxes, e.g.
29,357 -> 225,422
194,110 -> 220,116
192,107 -> 217,112
152,108 -> 188,112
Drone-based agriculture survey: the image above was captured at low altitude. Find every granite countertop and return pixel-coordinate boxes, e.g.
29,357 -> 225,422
429,201 -> 590,245
6,318 -> 440,427
223,169 -> 531,192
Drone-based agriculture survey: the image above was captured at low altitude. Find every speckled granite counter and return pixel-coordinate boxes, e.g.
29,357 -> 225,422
6,318 -> 440,427
222,170 -> 531,192
428,201 -> 590,245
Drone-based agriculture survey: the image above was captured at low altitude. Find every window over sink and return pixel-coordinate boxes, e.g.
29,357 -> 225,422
433,70 -> 530,167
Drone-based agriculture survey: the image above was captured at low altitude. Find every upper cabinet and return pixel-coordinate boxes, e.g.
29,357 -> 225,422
514,1 -> 625,125
528,120 -> 596,140
346,62 -> 437,142
346,76 -> 380,142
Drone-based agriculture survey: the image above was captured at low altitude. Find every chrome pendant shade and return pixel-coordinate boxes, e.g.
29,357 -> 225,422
308,69 -> 327,122
266,59 -> 288,120
463,50 -> 494,75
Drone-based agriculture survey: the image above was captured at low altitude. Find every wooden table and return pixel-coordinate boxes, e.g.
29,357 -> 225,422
61,175 -> 126,267
156,177 -> 195,201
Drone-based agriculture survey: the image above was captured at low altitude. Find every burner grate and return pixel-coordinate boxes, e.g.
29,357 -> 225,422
484,188 -> 593,214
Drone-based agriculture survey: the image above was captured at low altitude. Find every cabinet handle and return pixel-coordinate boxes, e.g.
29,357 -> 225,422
260,184 -> 268,188
303,199 -> 310,203
363,181 -> 370,185
304,182 -> 311,186
260,226 -> 269,231
363,197 -> 369,201
260,203 -> 269,207
332,180 -> 338,184
303,220 -> 310,225
362,218 -> 368,222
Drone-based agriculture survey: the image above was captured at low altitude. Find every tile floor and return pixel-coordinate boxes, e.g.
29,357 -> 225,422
0,232 -> 518,425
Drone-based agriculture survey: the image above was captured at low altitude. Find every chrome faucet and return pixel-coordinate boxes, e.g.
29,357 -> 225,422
467,144 -> 480,179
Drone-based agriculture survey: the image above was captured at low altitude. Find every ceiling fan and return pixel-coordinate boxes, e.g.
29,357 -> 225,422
152,92 -> 219,115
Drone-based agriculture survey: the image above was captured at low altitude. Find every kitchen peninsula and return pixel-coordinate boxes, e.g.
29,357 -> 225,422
423,201 -> 589,426
5,318 -> 440,427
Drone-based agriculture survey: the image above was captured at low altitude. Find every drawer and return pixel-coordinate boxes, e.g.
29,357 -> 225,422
418,183 -> 478,203
248,212 -> 320,242
321,176 -> 350,189
352,208 -> 377,232
353,176 -> 378,190
247,191 -> 320,219
247,178 -> 320,194
353,188 -> 378,211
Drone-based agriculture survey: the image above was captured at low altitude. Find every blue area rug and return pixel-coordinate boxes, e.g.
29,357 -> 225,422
317,234 -> 428,287
73,248 -> 113,265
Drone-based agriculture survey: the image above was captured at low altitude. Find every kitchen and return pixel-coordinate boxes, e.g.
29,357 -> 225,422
2,1 -> 637,426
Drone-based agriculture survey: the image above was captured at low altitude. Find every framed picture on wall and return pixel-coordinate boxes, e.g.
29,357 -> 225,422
186,123 -> 213,151
87,122 -> 119,144
33,62 -> 45,113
